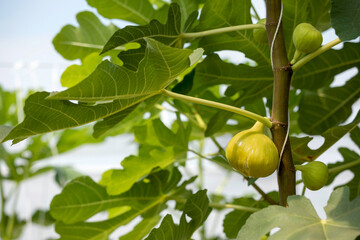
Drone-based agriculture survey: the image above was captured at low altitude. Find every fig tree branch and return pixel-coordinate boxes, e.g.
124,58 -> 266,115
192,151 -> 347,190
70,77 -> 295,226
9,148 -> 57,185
266,0 -> 296,206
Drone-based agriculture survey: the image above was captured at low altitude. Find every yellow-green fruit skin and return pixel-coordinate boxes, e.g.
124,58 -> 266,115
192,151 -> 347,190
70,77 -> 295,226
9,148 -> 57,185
225,122 -> 279,178
293,23 -> 323,53
297,161 -> 328,191
253,19 -> 268,44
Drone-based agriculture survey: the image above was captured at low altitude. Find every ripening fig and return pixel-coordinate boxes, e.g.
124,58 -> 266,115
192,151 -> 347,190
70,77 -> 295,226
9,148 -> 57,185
293,23 -> 323,53
253,18 -> 268,44
225,121 -> 279,178
295,161 -> 328,191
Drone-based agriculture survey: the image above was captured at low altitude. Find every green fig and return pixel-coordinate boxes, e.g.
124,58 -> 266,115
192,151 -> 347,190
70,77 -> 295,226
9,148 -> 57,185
253,19 -> 268,44
293,23 -> 323,53
296,161 -> 328,191
226,121 -> 279,178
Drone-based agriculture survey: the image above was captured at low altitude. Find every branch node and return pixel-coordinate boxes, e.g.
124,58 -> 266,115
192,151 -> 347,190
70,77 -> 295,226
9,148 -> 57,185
271,119 -> 287,128
266,21 -> 280,26
273,64 -> 292,72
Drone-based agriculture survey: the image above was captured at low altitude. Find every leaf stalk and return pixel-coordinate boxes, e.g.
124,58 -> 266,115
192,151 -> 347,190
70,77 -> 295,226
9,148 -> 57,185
181,24 -> 264,39
292,38 -> 342,71
162,89 -> 272,128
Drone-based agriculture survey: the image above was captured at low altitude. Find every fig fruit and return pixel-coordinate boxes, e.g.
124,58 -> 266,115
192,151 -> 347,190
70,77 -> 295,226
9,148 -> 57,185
253,19 -> 268,44
225,121 -> 279,178
295,161 -> 328,191
293,23 -> 323,53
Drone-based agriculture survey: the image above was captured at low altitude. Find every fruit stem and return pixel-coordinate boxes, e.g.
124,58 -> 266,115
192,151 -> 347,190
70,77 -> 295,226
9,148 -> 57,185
180,24 -> 265,39
292,38 -> 342,71
162,89 -> 272,128
294,165 -> 305,171
290,50 -> 301,65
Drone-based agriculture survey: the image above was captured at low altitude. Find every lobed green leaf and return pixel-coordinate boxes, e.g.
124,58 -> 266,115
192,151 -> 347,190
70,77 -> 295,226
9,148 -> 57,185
237,187 -> 360,240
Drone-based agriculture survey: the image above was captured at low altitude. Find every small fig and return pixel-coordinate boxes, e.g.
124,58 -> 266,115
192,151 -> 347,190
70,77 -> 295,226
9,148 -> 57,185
293,23 -> 323,53
253,19 -> 268,44
225,121 -> 279,178
296,161 -> 328,191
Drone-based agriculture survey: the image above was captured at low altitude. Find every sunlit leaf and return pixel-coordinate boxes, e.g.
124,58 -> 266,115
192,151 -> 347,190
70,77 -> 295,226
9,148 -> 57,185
100,147 -> 178,195
51,169 -> 194,239
0,86 -> 17,125
237,187 -> 360,240
53,11 -> 118,60
102,3 -> 198,71
2,39 -> 202,144
60,53 -> 103,88
87,0 -> 168,25
51,169 -> 188,222
49,38 -> 202,102
196,0 -> 270,65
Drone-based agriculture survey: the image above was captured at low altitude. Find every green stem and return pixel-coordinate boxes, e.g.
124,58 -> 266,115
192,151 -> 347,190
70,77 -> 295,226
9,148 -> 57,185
252,5 -> 261,20
245,177 -> 279,205
301,185 -> 306,196
5,184 -> 20,240
209,202 -> 260,212
0,163 -> 6,236
188,149 -> 223,162
197,140 -> 205,190
162,89 -> 272,128
328,158 -> 360,174
211,136 -> 224,153
174,198 -> 260,212
292,38 -> 342,71
181,24 -> 264,39
290,50 -> 302,65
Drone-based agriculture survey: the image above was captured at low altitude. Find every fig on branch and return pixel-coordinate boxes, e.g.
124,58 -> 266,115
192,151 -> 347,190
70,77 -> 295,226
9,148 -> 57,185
225,121 -> 279,178
293,23 -> 323,53
295,161 -> 328,191
253,18 -> 268,44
